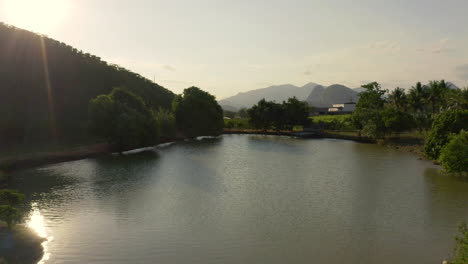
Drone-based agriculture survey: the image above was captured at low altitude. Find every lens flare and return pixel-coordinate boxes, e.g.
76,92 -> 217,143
27,204 -> 54,264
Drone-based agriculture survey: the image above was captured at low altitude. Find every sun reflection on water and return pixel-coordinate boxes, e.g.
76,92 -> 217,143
27,203 -> 53,264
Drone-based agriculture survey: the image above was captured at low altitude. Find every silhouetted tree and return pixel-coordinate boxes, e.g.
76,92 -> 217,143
89,88 -> 159,151
173,87 -> 224,137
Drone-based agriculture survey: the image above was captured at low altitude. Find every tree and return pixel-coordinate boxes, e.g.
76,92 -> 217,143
247,99 -> 276,131
352,82 -> 387,138
0,189 -> 25,206
0,189 -> 24,229
89,87 -> 159,151
446,88 -> 468,111
173,87 -> 224,137
408,82 -> 432,131
154,108 -> 176,141
381,108 -> 414,135
0,205 -> 20,229
388,87 -> 407,110
439,130 -> 468,174
408,82 -> 430,113
238,108 -> 248,119
360,109 -> 385,139
356,82 -> 386,109
282,97 -> 310,130
424,110 -> 468,159
427,80 -> 450,115
223,110 -> 236,119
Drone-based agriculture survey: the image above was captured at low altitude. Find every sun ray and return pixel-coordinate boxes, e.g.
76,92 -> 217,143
40,36 -> 58,141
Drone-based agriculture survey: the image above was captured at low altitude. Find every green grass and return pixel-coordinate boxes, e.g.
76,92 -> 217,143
310,114 -> 352,123
310,114 -> 355,131
224,118 -> 252,129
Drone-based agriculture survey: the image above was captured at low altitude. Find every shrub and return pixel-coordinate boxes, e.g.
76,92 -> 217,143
453,222 -> 468,264
439,130 -> 468,174
424,110 -> 468,159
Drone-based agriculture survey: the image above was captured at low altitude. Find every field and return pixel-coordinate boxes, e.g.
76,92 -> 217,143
224,118 -> 252,129
310,114 -> 352,123
310,114 -> 354,130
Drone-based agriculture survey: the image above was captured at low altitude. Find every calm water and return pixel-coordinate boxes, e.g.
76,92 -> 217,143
10,135 -> 468,264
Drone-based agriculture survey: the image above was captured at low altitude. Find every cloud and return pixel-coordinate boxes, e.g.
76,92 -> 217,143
367,40 -> 400,51
455,64 -> 468,80
304,70 -> 312,75
419,38 -> 455,54
162,65 -> 176,71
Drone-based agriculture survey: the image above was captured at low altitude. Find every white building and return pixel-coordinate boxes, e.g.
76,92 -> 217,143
328,102 -> 356,114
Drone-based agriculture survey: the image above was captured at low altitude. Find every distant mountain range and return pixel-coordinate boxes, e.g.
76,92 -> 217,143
219,83 -> 362,110
219,83 -> 320,111
219,81 -> 461,111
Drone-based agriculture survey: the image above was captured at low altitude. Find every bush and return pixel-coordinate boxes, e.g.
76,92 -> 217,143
439,130 -> 468,174
453,222 -> 468,264
424,110 -> 468,159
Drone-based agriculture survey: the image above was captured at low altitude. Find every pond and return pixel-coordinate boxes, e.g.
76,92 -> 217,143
11,135 -> 468,264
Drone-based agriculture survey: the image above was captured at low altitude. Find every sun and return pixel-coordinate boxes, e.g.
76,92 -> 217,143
1,0 -> 70,33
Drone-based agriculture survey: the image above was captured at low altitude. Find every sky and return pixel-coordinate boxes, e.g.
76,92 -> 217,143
1,0 -> 468,99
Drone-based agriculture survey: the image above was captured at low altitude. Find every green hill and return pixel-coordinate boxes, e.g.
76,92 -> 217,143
0,23 -> 174,145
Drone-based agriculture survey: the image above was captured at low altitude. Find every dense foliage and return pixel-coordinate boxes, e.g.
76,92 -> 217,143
439,130 -> 468,174
89,88 -> 159,151
424,110 -> 468,160
453,222 -> 468,264
0,189 -> 24,229
154,108 -> 176,141
0,23 -> 174,145
173,87 -> 224,138
350,81 -> 467,141
247,97 -> 310,131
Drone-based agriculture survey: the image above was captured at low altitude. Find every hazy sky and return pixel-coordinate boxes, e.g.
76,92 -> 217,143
1,0 -> 468,99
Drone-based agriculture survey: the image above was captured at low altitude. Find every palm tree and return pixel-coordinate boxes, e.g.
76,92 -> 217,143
408,82 -> 431,132
388,87 -> 407,110
408,82 -> 429,113
427,80 -> 450,115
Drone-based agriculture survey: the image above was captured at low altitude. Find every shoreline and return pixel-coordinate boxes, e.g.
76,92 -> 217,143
0,130 -> 427,173
0,224 -> 46,264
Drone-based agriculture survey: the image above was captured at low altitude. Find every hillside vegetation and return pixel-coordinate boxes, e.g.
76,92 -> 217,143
0,23 -> 174,145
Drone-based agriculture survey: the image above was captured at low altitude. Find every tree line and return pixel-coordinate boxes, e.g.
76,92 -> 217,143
246,97 -> 310,131
349,81 -> 467,173
89,86 -> 224,152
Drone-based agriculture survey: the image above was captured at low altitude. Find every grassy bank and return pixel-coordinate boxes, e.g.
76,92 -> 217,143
224,129 -> 427,158
0,224 -> 45,264
326,130 -> 426,157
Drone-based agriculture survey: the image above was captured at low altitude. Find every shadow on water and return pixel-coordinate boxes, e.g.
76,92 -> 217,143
245,135 -> 311,155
